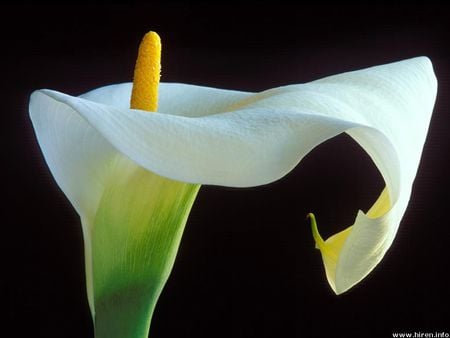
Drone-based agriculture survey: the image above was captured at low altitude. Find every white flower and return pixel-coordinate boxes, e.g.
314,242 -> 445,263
29,56 -> 436,302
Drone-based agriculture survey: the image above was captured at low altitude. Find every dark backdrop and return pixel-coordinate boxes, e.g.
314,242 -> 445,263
3,3 -> 449,338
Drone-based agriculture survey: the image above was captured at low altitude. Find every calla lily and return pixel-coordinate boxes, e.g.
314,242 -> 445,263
29,32 -> 436,338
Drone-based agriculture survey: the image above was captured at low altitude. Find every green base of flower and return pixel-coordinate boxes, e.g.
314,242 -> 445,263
90,156 -> 200,338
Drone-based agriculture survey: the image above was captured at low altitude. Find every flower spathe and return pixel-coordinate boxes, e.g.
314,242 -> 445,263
30,56 -> 436,300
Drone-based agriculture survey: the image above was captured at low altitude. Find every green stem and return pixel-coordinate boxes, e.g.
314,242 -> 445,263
94,283 -> 160,338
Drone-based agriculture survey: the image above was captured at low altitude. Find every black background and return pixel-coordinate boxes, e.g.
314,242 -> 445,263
3,3 -> 450,338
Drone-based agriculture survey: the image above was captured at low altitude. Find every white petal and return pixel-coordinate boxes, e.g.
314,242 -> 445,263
29,92 -> 117,223
29,83 -> 250,218
29,56 -> 437,294
32,88 -> 353,187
